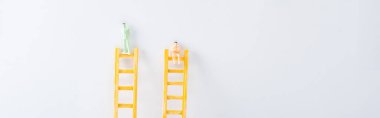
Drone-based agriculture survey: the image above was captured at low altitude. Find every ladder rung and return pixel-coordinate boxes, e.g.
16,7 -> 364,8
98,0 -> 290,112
167,95 -> 183,100
168,57 -> 184,61
119,69 -> 134,73
168,69 -> 184,73
167,110 -> 182,115
168,82 -> 183,85
118,104 -> 134,108
118,86 -> 133,90
120,54 -> 134,58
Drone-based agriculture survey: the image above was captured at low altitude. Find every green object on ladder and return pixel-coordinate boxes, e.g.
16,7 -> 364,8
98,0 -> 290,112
123,23 -> 131,54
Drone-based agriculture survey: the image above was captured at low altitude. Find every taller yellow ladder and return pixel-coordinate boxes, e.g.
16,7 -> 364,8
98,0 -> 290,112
114,48 -> 139,118
163,49 -> 189,118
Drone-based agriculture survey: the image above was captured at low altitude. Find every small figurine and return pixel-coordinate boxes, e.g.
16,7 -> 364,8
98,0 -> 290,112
170,41 -> 181,64
123,23 -> 131,54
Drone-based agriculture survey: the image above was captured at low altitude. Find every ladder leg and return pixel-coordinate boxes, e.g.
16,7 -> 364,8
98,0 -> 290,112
182,50 -> 189,118
163,49 -> 169,118
114,48 -> 120,118
133,48 -> 139,118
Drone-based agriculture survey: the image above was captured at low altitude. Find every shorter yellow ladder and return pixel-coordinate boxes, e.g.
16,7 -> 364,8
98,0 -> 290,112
163,49 -> 189,118
114,48 -> 139,118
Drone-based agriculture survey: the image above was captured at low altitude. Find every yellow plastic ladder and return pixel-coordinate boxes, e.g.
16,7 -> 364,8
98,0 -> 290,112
114,48 -> 139,118
163,49 -> 189,118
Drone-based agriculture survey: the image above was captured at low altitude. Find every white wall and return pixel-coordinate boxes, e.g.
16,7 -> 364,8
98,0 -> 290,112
0,0 -> 379,118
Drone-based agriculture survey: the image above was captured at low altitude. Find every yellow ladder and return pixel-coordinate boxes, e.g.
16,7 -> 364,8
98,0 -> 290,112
114,48 -> 139,118
163,49 -> 189,118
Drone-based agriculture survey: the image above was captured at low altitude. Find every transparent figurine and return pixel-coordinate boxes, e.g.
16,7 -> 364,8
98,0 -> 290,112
170,41 -> 181,64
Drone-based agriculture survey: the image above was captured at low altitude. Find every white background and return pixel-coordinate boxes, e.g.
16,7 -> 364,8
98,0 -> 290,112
0,0 -> 379,118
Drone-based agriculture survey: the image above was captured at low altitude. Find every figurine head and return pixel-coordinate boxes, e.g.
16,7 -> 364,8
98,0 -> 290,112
173,41 -> 179,46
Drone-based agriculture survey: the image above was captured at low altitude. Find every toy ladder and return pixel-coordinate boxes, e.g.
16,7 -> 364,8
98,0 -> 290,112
114,48 -> 139,118
163,49 -> 189,118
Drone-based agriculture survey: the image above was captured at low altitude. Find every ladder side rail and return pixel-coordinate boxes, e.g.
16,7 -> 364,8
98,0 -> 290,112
114,48 -> 121,118
182,50 -> 189,118
132,48 -> 139,118
163,49 -> 169,118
